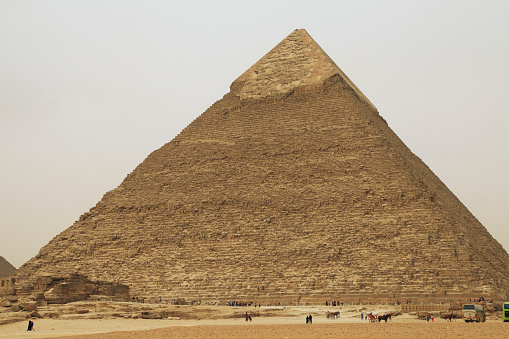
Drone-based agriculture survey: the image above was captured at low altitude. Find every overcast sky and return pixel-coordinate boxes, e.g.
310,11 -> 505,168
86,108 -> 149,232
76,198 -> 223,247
1,1 -> 508,268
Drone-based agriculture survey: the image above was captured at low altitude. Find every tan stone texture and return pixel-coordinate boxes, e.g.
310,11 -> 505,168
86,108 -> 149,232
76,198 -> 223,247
0,256 -> 15,279
14,29 -> 509,301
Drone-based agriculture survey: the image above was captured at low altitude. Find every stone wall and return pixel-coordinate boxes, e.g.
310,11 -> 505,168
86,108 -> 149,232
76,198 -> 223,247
2,274 -> 128,305
30,274 -> 129,304
0,277 -> 16,296
401,304 -> 450,312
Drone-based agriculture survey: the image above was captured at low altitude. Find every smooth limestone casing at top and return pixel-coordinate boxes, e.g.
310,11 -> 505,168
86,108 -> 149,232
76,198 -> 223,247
14,29 -> 509,303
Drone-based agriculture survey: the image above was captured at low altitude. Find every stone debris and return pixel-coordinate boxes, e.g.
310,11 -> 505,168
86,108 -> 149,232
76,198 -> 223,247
0,273 -> 129,324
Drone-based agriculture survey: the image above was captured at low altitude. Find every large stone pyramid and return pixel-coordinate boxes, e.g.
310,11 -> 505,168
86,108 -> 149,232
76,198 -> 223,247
0,256 -> 16,279
16,29 -> 509,302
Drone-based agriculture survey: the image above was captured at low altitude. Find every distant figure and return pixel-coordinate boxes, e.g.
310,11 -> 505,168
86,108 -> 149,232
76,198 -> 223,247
27,320 -> 34,331
309,314 -> 312,324
361,313 -> 364,320
306,315 -> 309,324
248,315 -> 252,321
245,312 -> 248,321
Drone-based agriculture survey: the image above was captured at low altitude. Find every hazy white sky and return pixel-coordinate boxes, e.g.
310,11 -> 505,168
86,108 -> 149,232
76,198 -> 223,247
1,1 -> 508,268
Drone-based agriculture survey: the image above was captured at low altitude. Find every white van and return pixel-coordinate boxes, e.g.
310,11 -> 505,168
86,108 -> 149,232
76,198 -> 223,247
462,304 -> 486,323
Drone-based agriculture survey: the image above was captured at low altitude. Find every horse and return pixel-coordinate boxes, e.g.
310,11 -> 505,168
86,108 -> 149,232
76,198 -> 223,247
443,313 -> 457,321
367,314 -> 377,323
326,311 -> 340,319
378,314 -> 392,322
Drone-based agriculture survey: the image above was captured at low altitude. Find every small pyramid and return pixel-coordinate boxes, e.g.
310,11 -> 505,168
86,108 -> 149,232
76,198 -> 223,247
15,29 -> 509,301
0,256 -> 16,278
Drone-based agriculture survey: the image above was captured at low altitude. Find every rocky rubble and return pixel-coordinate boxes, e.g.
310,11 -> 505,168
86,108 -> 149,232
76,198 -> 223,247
0,274 -> 129,325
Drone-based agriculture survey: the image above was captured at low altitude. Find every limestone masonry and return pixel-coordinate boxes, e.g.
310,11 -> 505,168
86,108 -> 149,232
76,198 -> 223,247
0,256 -> 16,279
15,29 -> 509,303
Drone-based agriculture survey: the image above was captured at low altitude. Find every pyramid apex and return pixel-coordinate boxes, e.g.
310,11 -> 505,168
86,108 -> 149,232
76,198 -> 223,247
231,29 -> 376,110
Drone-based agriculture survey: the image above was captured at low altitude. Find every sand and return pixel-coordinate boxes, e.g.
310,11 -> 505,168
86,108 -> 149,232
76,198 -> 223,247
2,319 -> 508,339
1,303 -> 507,338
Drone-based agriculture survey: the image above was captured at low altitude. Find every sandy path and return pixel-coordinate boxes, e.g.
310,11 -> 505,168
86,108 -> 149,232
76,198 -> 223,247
52,322 -> 509,339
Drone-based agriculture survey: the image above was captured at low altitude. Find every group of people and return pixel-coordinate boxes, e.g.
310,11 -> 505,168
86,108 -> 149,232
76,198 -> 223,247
130,296 -> 145,303
227,301 -> 254,307
424,313 -> 434,322
360,312 -> 373,320
305,315 -> 313,324
325,300 -> 344,306
227,301 -> 269,307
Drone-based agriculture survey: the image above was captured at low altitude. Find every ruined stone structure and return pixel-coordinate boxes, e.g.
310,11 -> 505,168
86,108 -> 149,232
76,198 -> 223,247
0,277 -> 16,296
1,274 -> 128,313
0,256 -> 16,279
15,29 -> 509,303
25,274 -> 129,304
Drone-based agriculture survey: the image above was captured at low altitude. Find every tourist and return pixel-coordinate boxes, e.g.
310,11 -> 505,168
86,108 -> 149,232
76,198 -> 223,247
27,320 -> 34,331
309,314 -> 312,324
361,313 -> 364,320
245,312 -> 248,321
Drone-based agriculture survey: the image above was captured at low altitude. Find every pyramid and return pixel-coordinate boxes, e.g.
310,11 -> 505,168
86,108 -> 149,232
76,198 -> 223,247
16,29 -> 509,302
0,256 -> 16,279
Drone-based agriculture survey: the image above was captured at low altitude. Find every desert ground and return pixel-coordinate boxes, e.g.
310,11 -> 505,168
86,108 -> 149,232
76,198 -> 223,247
1,302 -> 507,338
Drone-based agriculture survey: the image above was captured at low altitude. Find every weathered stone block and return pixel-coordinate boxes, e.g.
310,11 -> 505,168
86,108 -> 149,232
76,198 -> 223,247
19,302 -> 37,312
